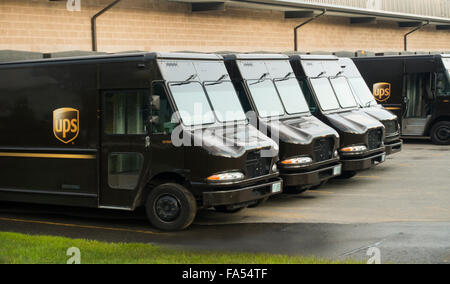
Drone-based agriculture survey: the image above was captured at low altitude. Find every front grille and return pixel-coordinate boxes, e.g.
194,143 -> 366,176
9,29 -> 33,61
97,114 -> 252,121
382,120 -> 399,136
368,128 -> 383,150
246,150 -> 272,179
313,137 -> 334,162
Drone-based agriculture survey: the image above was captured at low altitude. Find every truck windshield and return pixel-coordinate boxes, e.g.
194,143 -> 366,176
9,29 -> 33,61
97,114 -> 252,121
310,78 -> 340,111
348,77 -> 377,107
274,78 -> 310,114
330,77 -> 358,109
204,81 -> 247,122
247,79 -> 285,118
443,58 -> 450,77
169,82 -> 215,126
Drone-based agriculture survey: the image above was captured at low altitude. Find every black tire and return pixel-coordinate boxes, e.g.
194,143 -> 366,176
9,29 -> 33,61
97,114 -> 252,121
145,183 -> 197,231
283,186 -> 309,194
214,206 -> 245,214
310,180 -> 328,190
430,121 -> 450,145
248,197 -> 269,208
335,171 -> 357,179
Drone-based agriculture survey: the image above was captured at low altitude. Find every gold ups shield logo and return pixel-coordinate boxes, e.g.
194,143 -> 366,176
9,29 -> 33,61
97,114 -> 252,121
373,82 -> 391,102
53,108 -> 79,144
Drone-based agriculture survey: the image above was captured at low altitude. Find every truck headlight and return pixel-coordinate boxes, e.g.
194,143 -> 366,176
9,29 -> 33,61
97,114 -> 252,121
207,172 -> 245,182
281,156 -> 313,166
340,145 -> 367,153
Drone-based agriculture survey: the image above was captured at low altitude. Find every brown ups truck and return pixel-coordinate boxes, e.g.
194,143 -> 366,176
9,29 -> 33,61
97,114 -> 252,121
223,54 -> 342,193
353,54 -> 450,145
0,52 -> 283,231
338,58 -> 403,155
289,55 -> 387,179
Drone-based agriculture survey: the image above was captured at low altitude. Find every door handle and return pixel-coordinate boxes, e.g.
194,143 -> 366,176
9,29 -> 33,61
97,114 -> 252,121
145,136 -> 151,148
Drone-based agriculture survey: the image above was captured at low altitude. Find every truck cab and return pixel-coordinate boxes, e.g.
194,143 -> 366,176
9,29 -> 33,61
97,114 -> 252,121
338,58 -> 403,155
353,54 -> 450,145
223,54 -> 341,193
0,52 -> 283,231
289,55 -> 386,179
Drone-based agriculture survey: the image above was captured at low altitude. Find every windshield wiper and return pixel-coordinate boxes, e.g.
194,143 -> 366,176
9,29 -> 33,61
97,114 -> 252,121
205,74 -> 229,86
365,101 -> 374,107
277,72 -> 294,82
171,74 -> 198,86
333,71 -> 344,78
250,73 -> 269,85
316,71 -> 327,78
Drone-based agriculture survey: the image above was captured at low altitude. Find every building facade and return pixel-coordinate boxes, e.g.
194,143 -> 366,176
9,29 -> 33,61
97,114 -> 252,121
0,0 -> 449,54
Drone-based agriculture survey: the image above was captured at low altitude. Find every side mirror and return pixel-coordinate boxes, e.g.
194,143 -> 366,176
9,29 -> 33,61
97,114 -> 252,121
149,116 -> 160,125
151,95 -> 160,111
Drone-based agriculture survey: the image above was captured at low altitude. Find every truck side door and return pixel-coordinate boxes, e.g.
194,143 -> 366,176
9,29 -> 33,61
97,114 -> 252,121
100,89 -> 151,209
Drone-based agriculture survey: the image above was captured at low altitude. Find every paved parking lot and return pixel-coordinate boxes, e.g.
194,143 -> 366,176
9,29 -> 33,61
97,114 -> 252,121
1,140 -> 449,263
197,140 -> 450,225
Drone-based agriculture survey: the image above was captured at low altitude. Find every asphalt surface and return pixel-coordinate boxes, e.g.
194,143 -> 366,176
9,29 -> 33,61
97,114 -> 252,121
1,139 -> 449,264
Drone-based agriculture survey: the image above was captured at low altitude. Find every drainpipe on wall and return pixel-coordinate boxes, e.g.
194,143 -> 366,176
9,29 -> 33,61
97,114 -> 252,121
404,21 -> 430,52
91,0 -> 122,52
294,9 -> 327,52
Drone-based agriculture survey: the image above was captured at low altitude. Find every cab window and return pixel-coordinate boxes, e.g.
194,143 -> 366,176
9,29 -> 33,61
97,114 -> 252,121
436,72 -> 450,97
104,90 -> 148,135
151,82 -> 176,134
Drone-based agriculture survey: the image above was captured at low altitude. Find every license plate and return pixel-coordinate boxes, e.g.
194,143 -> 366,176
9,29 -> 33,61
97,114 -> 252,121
381,154 -> 386,163
333,165 -> 342,176
272,182 -> 282,193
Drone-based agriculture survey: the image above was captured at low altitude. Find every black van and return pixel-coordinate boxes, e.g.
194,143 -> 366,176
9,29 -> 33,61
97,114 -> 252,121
223,54 -> 341,192
289,55 -> 386,179
0,52 -> 283,231
338,58 -> 403,155
353,54 -> 450,145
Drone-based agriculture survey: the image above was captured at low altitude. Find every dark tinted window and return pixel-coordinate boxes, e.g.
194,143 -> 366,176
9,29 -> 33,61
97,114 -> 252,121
151,83 -> 176,134
104,90 -> 148,135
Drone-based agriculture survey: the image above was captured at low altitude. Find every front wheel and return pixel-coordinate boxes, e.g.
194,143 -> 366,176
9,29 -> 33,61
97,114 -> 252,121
430,121 -> 450,145
214,206 -> 245,214
248,197 -> 269,208
145,183 -> 197,231
283,186 -> 309,194
335,171 -> 357,179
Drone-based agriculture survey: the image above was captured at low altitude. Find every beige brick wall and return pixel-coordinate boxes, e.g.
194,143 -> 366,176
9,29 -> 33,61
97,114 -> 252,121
0,0 -> 449,53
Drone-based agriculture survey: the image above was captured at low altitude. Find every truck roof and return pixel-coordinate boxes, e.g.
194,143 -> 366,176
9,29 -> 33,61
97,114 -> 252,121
0,52 -> 224,67
289,54 -> 339,61
338,58 -> 362,78
223,53 -> 289,60
353,54 -> 446,61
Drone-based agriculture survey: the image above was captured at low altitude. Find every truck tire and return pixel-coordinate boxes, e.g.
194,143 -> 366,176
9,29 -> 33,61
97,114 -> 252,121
310,180 -> 328,190
145,183 -> 197,231
430,121 -> 450,145
284,186 -> 309,194
248,197 -> 269,208
335,171 -> 357,179
214,205 -> 245,213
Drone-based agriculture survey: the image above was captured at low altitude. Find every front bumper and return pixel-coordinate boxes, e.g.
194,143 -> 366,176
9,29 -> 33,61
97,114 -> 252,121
341,151 -> 386,172
281,162 -> 342,187
385,138 -> 403,156
202,178 -> 283,207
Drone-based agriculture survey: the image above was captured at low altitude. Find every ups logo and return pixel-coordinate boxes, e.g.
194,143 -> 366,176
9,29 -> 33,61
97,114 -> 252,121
373,82 -> 391,102
53,108 -> 79,144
